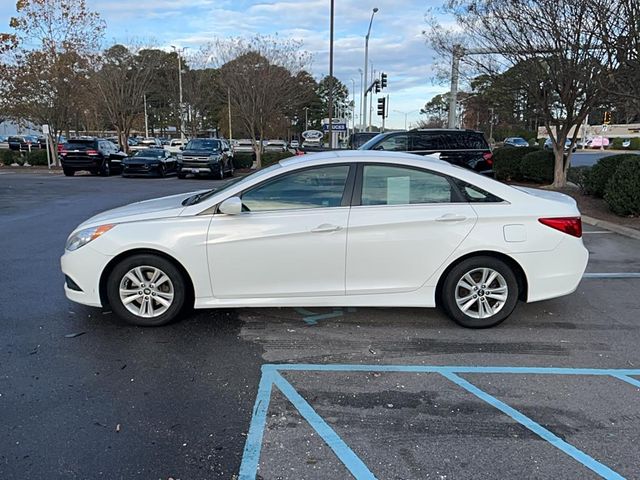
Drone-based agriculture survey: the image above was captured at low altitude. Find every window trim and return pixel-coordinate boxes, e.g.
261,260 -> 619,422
215,163 -> 357,214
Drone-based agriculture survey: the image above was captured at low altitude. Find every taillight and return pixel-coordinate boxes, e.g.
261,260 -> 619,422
483,152 -> 493,166
60,149 -> 68,156
86,149 -> 98,155
539,217 -> 582,238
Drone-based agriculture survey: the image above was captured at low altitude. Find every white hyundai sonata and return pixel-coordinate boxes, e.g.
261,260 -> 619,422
61,151 -> 588,328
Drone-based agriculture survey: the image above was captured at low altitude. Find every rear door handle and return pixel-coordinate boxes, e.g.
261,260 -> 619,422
311,224 -> 343,233
436,214 -> 468,222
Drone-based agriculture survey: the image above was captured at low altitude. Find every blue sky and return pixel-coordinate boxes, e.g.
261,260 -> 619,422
1,0 -> 451,130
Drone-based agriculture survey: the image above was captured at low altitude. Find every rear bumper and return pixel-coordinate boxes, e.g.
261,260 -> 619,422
511,237 -> 589,303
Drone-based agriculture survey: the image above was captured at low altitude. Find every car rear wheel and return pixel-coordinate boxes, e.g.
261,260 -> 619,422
100,160 -> 111,177
177,172 -> 187,179
216,163 -> 225,179
441,256 -> 519,328
106,254 -> 186,327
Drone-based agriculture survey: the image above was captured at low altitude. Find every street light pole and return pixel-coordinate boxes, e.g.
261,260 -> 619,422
362,7 -> 378,133
369,64 -> 374,132
394,109 -> 419,130
171,45 -> 185,140
328,0 -> 336,148
303,107 -> 309,130
143,94 -> 149,138
358,68 -> 364,131
351,78 -> 356,134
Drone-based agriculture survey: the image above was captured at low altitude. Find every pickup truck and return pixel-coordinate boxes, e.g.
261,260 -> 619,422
177,138 -> 234,179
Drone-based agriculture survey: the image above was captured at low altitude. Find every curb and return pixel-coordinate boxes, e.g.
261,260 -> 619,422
582,215 -> 640,241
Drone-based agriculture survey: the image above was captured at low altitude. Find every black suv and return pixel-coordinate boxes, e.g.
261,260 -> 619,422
59,138 -> 126,176
359,129 -> 493,174
177,138 -> 233,179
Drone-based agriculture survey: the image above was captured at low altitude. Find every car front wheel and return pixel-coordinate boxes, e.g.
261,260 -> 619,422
441,256 -> 519,328
106,254 -> 186,326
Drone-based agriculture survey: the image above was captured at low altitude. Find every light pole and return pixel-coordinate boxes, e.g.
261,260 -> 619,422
362,7 -> 378,132
351,78 -> 356,134
369,63 -> 374,132
171,45 -> 185,140
394,109 -> 419,130
303,107 -> 310,130
358,68 -> 364,131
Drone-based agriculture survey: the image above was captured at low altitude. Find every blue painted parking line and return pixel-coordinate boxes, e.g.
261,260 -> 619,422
240,364 -> 640,479
295,307 -> 357,325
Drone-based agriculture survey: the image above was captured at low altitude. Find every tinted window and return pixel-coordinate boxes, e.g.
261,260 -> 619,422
242,165 -> 350,212
361,165 -> 453,205
66,140 -> 97,149
452,179 -> 503,203
373,134 -> 409,151
135,149 -> 165,158
444,132 -> 488,150
410,132 -> 445,151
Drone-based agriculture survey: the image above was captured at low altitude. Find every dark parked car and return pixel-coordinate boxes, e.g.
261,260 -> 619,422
59,138 -> 126,176
122,148 -> 177,177
504,137 -> 530,147
177,138 -> 234,179
359,129 -> 494,174
7,135 -> 44,152
347,132 -> 379,149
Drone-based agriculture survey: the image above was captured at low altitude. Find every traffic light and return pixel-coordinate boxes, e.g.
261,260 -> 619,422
380,72 -> 387,89
604,111 -> 611,124
374,79 -> 380,94
377,97 -> 386,117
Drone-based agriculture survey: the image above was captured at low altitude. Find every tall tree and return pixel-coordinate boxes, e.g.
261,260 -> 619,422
94,45 -> 160,151
211,36 -> 312,167
432,0 -> 627,187
0,0 -> 104,162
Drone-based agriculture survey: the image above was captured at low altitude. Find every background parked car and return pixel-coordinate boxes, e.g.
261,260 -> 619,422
59,137 -> 126,176
588,136 -> 609,149
543,137 -> 577,153
359,129 -> 494,174
233,139 -> 255,154
8,135 -> 43,152
176,138 -> 234,179
348,132 -> 379,149
129,137 -> 162,151
122,148 -> 177,177
290,140 -> 300,148
503,137 -> 529,147
264,139 -> 287,152
165,138 -> 188,154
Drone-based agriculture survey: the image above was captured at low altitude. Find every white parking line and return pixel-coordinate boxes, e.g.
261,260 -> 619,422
583,272 -> 640,279
583,231 -> 613,234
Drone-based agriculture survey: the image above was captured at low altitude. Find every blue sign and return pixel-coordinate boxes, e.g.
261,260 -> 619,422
322,123 -> 347,132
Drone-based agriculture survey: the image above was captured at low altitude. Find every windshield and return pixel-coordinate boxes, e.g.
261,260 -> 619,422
358,133 -> 387,150
134,149 -> 164,158
186,139 -> 220,151
182,163 -> 283,206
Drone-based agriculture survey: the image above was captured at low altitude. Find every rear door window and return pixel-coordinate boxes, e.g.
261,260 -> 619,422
410,132 -> 445,151
373,134 -> 409,151
361,165 -> 453,205
444,132 -> 488,150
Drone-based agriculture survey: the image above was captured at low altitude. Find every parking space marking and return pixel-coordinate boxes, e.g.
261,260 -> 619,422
583,231 -> 614,234
240,364 -> 640,480
295,307 -> 357,325
583,273 -> 640,279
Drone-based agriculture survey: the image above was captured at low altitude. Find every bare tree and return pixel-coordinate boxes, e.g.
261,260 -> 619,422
208,36 -> 312,167
432,0 -> 627,187
94,45 -> 161,151
0,0 -> 104,163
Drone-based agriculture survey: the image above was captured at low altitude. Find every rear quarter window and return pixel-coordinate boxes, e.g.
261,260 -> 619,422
444,132 -> 489,150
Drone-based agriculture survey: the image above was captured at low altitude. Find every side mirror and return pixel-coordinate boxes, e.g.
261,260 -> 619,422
219,196 -> 243,215
179,146 -> 185,151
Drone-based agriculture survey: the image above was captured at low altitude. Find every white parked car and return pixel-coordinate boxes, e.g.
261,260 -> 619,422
264,140 -> 287,152
290,140 -> 300,148
165,138 -> 188,154
61,151 -> 588,328
233,139 -> 254,154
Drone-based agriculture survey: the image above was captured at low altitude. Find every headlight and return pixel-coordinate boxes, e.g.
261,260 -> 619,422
65,224 -> 115,251
209,155 -> 220,162
177,154 -> 183,160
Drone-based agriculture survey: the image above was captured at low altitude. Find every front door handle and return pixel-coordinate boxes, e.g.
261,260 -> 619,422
311,224 -> 343,233
436,214 -> 468,222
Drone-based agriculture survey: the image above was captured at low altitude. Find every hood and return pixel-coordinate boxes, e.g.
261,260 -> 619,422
76,190 -> 207,230
181,149 -> 219,156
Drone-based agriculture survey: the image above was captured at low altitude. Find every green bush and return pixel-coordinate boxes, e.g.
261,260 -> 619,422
260,151 -> 294,168
493,146 -> 541,181
585,154 -> 639,197
630,138 -> 640,151
519,150 -> 555,183
568,166 -> 591,193
604,156 -> 640,216
1,150 -> 20,166
611,138 -> 624,149
232,153 -> 254,169
24,149 -> 49,166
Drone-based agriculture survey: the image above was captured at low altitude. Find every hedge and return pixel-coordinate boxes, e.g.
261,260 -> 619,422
493,146 -> 541,181
1,150 -> 20,166
24,149 -> 49,166
232,153 -> 254,169
584,154 -> 639,198
260,151 -> 294,167
604,156 -> 640,216
567,166 -> 591,193
519,150 -> 555,183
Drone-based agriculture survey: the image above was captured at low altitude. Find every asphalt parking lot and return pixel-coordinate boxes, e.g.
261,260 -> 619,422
1,171 -> 639,480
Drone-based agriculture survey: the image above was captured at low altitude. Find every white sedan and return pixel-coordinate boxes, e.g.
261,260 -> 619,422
61,151 -> 588,328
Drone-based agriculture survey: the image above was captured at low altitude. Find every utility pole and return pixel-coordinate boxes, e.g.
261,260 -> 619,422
489,107 -> 495,144
328,0 -> 336,148
358,68 -> 364,131
171,45 -> 185,140
369,65 -> 375,132
362,8 -> 379,133
143,94 -> 149,138
227,87 -> 233,142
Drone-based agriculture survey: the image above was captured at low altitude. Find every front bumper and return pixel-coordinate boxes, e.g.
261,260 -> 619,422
60,245 -> 113,307
122,162 -> 161,176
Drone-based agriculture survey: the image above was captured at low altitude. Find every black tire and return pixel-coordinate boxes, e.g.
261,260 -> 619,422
63,168 -> 75,177
441,256 -> 519,328
228,160 -> 234,177
177,172 -> 187,179
106,254 -> 187,327
100,160 -> 111,177
216,162 -> 225,179
158,164 -> 166,178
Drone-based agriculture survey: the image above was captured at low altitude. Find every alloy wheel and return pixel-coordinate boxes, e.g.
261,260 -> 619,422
118,266 -> 174,318
454,267 -> 508,319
